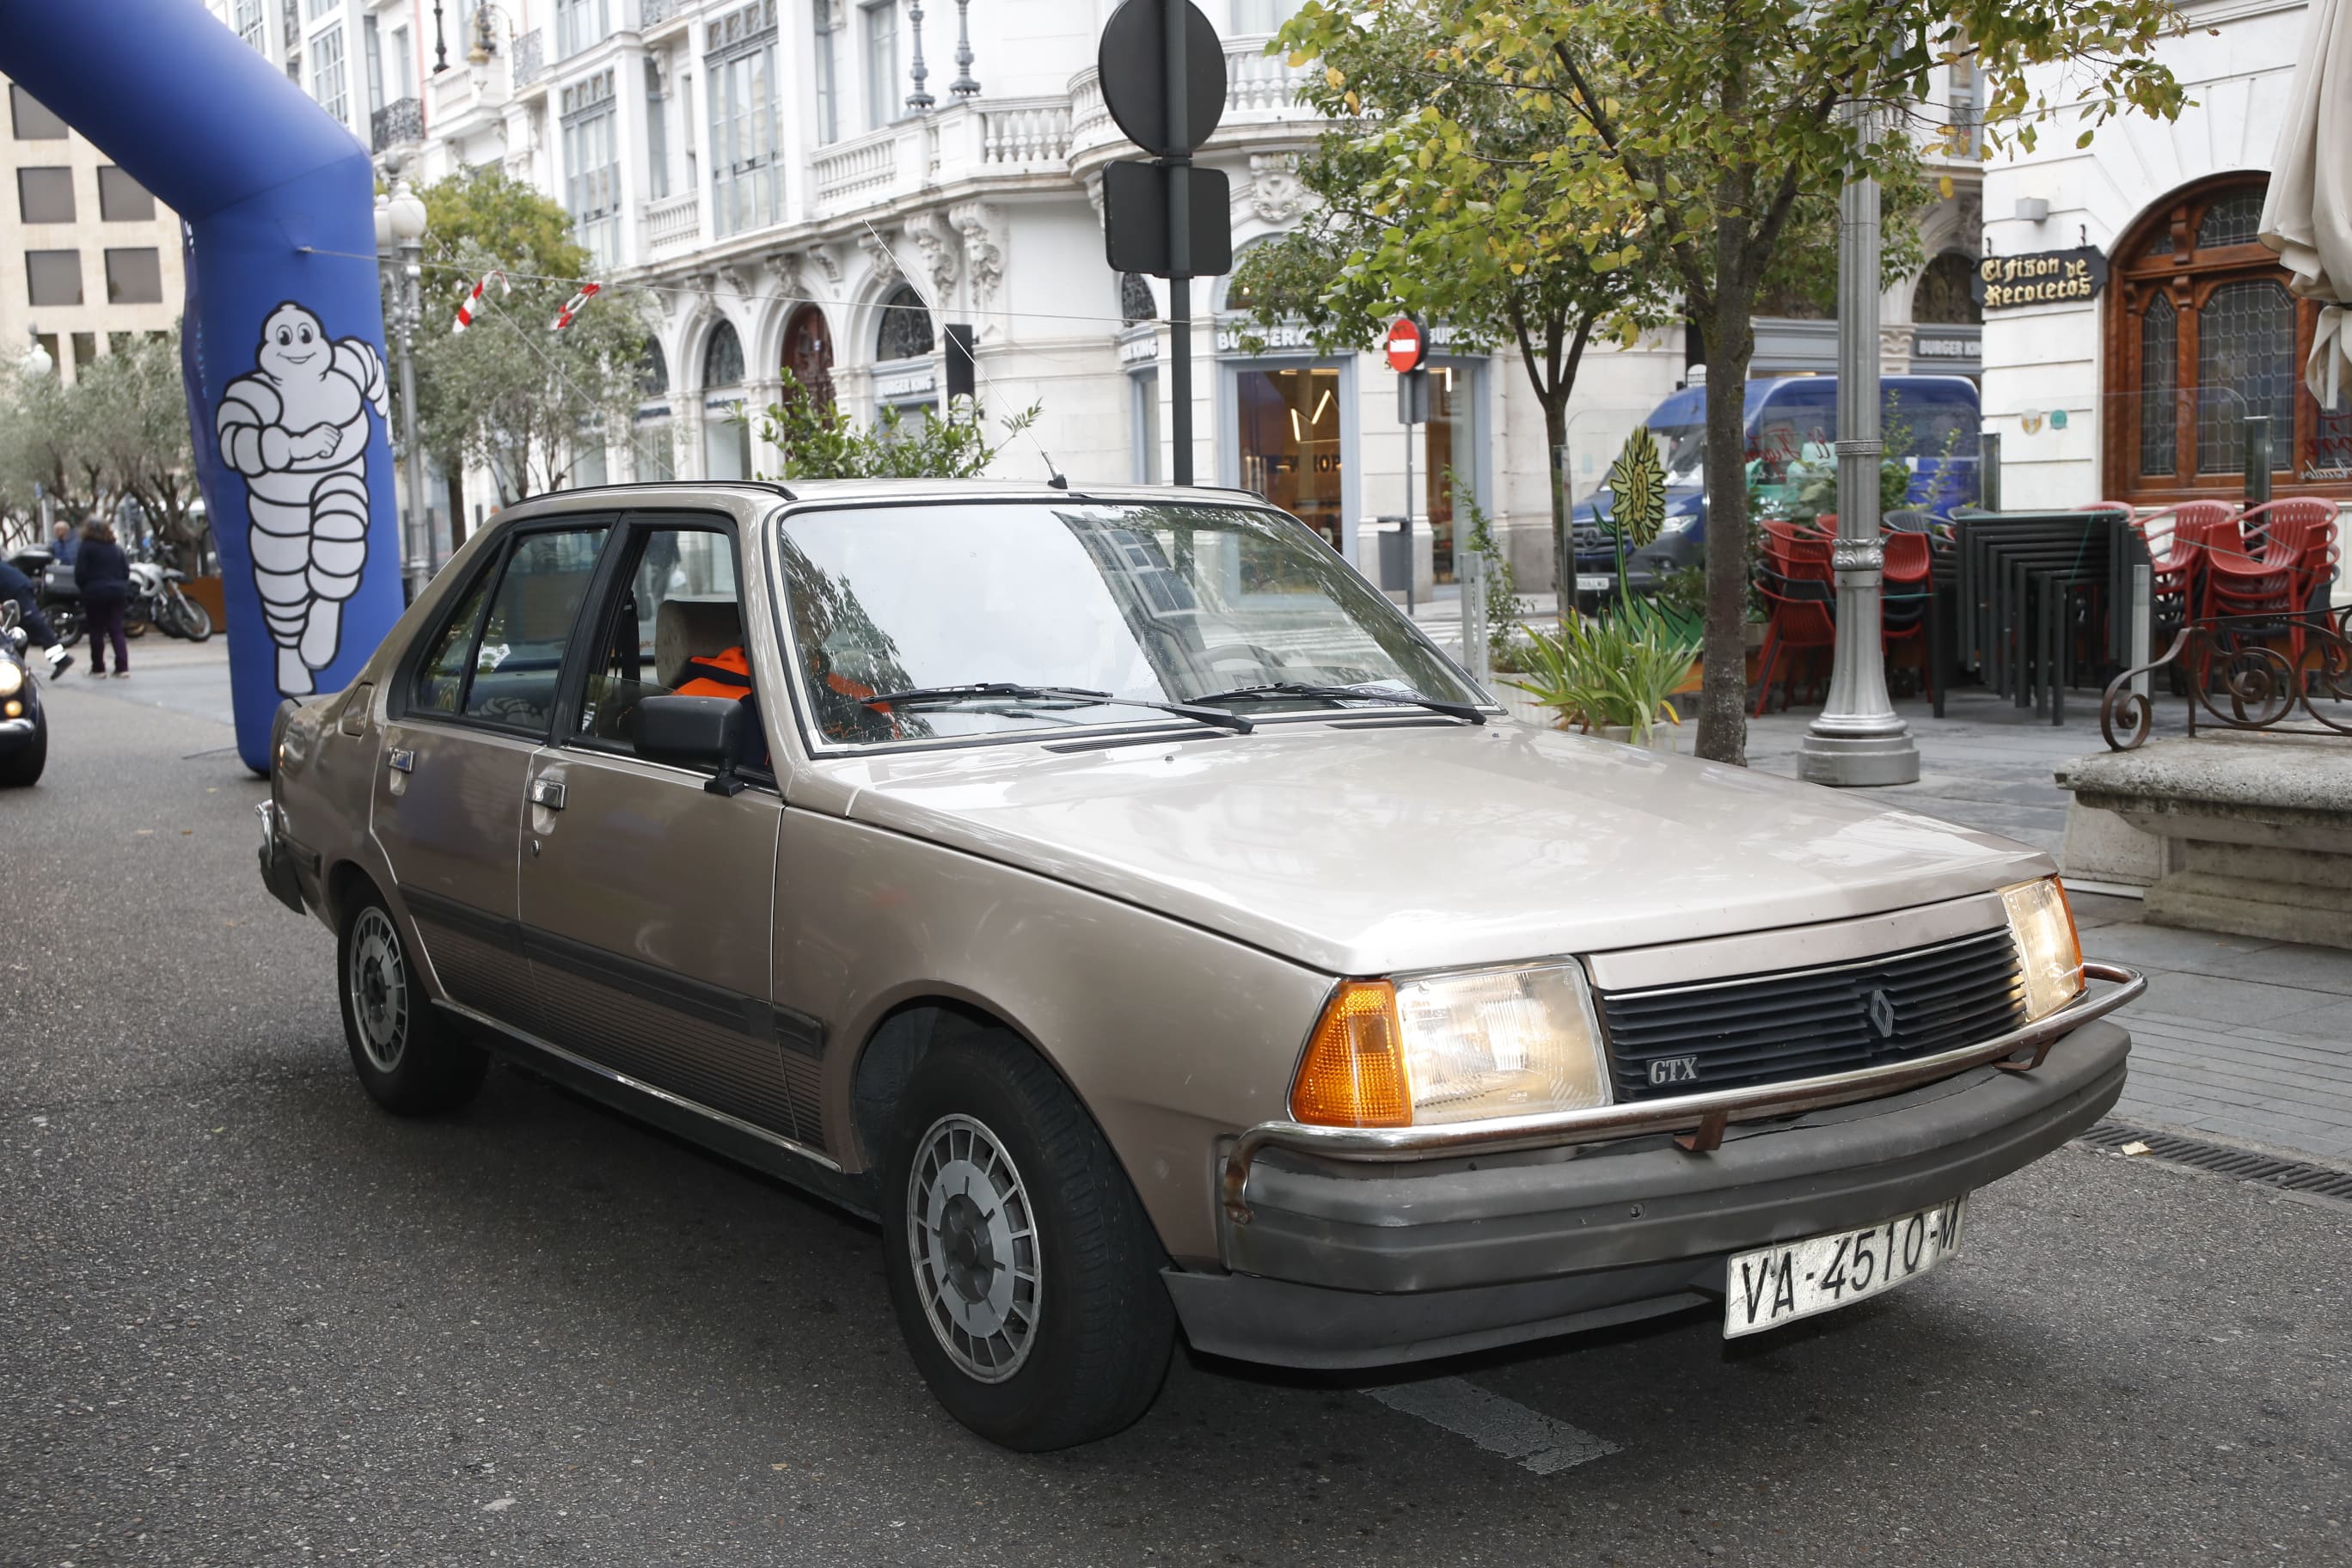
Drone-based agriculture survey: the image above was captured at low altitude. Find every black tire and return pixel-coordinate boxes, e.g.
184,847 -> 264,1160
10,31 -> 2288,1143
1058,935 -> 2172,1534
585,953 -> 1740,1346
176,597 -> 213,642
0,708 -> 45,787
335,884 -> 487,1116
882,1032 -> 1175,1451
48,606 -> 82,644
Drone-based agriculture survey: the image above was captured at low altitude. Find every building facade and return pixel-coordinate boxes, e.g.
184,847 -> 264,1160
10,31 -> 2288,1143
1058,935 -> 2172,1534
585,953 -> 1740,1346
2,72 -> 183,385
1979,0 -> 2351,512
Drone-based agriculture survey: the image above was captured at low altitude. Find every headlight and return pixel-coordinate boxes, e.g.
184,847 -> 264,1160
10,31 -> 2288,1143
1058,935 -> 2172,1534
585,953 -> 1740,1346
1289,964 -> 1611,1128
2002,877 -> 2083,1021
0,661 -> 21,698
1657,509 -> 1699,536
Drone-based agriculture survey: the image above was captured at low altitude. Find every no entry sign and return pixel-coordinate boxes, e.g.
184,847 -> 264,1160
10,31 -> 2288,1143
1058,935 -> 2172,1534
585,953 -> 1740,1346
1385,317 -> 1426,374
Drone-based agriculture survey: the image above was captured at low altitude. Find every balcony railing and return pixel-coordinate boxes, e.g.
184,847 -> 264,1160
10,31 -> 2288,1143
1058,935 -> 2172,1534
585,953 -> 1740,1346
1069,34 -> 1307,165
371,95 -> 425,154
812,125 -> 902,213
512,28 -> 545,88
640,0 -> 679,25
978,99 -> 1072,167
643,190 -> 701,259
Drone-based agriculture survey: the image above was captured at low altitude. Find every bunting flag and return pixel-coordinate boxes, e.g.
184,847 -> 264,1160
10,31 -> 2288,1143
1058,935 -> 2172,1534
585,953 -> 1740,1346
550,283 -> 601,332
450,271 -> 509,334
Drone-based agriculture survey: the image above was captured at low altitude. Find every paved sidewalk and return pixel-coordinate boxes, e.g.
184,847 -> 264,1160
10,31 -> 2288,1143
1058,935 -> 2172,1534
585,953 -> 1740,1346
1749,693 -> 2352,1166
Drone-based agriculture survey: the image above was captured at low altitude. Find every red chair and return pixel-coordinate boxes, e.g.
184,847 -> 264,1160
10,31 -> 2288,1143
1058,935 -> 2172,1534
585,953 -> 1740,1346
2117,499 -> 2234,615
2237,498 -> 2341,613
1752,522 -> 1837,715
1881,528 -> 1936,701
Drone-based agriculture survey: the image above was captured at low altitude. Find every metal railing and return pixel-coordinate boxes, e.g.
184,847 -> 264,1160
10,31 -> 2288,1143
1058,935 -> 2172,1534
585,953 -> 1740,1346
512,28 -> 544,87
371,96 -> 424,154
2102,604 -> 2352,748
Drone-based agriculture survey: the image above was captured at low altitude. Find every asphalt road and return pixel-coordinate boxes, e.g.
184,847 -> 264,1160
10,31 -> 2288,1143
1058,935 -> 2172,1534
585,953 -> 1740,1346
4,665 -> 2349,1567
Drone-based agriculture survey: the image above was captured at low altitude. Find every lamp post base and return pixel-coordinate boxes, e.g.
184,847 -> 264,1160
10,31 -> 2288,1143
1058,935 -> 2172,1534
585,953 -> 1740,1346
1797,727 -> 1920,787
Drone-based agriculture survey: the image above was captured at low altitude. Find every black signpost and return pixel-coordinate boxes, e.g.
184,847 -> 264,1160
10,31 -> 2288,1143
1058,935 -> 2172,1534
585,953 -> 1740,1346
1098,0 -> 1231,486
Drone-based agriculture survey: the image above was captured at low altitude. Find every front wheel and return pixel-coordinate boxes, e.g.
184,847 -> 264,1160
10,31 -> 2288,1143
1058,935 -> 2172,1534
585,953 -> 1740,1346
883,1033 -> 1175,1450
0,708 -> 46,787
173,595 -> 213,642
336,885 -> 487,1115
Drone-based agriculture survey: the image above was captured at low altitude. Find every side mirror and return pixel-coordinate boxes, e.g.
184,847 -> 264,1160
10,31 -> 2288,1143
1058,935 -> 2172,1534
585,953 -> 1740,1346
633,695 -> 749,793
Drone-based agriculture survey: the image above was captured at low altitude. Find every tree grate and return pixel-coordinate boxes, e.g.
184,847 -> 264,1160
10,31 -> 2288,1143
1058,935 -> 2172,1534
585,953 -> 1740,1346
2076,1120 -> 2352,1202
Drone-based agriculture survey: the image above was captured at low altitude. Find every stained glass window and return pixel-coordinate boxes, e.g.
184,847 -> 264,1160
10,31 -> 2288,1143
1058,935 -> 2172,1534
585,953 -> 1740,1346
2138,296 -> 2176,477
2196,193 -> 2264,250
875,284 -> 933,361
2194,280 -> 2293,475
703,320 -> 744,389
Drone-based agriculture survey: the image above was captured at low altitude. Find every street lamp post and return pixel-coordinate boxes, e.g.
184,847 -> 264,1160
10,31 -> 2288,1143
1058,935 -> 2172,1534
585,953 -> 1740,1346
1797,95 -> 1920,787
375,163 -> 432,603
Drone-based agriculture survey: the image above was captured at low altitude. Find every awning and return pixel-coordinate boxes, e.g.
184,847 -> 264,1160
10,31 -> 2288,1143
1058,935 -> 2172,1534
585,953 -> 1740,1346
2262,0 -> 2352,409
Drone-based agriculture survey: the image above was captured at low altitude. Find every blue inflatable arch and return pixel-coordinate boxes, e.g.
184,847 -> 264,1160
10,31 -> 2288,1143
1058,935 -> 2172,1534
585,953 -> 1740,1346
0,0 -> 406,772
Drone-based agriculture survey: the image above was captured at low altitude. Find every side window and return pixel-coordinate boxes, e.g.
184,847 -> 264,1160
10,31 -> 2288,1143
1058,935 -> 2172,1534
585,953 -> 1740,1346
578,524 -> 760,767
459,525 -> 610,731
411,566 -> 496,717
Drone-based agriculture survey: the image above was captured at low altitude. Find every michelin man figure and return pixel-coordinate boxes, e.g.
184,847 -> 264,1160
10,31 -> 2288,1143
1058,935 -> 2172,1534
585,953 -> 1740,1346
215,302 -> 389,695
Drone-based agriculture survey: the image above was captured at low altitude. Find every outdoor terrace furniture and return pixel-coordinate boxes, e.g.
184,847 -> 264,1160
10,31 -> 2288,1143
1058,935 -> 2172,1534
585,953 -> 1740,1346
1751,518 -> 1836,715
1949,509 -> 2143,726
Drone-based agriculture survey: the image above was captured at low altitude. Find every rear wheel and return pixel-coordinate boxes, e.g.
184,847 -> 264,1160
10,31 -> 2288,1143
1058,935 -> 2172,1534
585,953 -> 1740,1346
336,885 -> 487,1115
882,1032 -> 1175,1450
174,596 -> 212,642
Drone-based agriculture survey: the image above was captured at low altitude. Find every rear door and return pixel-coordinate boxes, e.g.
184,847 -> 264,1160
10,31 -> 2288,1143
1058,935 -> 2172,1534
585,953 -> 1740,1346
372,519 -> 612,1025
514,514 -> 818,1146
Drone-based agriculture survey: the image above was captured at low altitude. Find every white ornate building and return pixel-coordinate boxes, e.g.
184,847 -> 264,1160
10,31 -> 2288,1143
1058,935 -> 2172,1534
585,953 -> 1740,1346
210,0 -> 2016,590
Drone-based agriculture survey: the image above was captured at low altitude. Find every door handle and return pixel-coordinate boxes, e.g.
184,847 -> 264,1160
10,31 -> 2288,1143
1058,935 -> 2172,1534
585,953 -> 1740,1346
529,778 -> 567,812
387,747 -> 415,774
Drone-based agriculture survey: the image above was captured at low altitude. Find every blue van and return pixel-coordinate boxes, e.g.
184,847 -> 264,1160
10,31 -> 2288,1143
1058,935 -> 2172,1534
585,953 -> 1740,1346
1570,375 -> 1981,589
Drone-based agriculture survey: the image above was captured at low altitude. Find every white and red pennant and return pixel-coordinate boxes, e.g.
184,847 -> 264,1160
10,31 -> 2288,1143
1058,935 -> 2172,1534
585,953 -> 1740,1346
451,273 -> 603,333
549,283 -> 600,332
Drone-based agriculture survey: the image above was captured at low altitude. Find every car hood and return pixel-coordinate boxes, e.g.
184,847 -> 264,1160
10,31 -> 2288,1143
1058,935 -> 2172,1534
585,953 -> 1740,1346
818,722 -> 2047,977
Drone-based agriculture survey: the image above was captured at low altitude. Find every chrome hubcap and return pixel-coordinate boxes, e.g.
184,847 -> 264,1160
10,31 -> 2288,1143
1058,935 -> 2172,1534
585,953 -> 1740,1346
347,908 -> 408,1074
906,1113 -> 1040,1382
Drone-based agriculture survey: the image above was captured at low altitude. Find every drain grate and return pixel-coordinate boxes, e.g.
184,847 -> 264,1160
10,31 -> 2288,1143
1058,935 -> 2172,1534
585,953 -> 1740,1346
2076,1120 -> 2352,1202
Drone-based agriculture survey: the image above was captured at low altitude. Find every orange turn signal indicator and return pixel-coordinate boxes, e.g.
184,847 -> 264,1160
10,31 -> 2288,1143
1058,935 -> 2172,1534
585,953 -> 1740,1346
1289,979 -> 1412,1128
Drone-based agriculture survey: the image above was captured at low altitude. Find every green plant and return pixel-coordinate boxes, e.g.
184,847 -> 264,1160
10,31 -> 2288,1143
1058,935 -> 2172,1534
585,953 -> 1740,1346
1506,607 -> 1702,742
757,378 -> 1041,480
1457,488 -> 1529,671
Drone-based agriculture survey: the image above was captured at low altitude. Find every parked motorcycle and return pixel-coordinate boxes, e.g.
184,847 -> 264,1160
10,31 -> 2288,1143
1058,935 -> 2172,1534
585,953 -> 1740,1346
4,546 -> 83,645
127,554 -> 212,641
0,600 -> 48,787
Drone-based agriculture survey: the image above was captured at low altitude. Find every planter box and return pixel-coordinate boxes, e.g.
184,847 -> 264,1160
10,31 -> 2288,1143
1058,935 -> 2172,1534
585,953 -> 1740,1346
185,574 -> 226,627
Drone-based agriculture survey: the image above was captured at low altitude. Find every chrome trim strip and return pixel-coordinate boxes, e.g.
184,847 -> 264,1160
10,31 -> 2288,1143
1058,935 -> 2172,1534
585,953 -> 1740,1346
1220,960 -> 2144,1224
433,997 -> 845,1173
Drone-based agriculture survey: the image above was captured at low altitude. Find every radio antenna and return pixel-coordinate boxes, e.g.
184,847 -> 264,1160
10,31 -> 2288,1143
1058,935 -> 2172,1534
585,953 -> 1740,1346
859,218 -> 1067,488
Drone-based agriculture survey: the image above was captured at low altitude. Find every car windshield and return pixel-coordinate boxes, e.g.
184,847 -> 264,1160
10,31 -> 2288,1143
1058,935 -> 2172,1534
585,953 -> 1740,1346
774,500 -> 1486,746
1653,422 -> 1706,486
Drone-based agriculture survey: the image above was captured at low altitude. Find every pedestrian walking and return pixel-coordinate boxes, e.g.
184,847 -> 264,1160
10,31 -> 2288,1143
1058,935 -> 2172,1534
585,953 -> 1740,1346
74,521 -> 132,679
0,554 -> 74,677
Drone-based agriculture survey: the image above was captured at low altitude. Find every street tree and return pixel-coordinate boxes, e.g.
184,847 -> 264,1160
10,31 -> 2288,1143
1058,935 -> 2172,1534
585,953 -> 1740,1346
1231,2 -> 1679,607
77,334 -> 206,567
1278,0 -> 2188,763
756,378 -> 1042,481
400,168 -> 648,505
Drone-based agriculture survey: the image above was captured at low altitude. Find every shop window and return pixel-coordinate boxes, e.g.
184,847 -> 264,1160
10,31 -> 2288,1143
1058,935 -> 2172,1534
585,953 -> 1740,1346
1130,369 -> 1161,484
2106,174 -> 2346,503
1424,364 -> 1477,584
1235,365 -> 1342,548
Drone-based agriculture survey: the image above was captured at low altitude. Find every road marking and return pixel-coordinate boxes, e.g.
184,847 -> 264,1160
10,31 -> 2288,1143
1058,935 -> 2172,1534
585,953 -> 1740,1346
1364,1376 -> 1620,1474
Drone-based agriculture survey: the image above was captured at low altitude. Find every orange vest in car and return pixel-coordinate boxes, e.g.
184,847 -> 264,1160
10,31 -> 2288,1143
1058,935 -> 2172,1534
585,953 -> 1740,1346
674,646 -> 754,699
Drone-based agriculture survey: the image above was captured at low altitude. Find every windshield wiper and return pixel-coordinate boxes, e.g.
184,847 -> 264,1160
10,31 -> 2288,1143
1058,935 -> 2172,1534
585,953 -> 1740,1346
1188,681 -> 1486,725
862,682 -> 1255,734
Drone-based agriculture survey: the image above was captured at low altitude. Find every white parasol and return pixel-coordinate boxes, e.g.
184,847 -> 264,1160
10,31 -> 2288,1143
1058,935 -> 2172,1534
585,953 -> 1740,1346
2262,0 -> 2352,409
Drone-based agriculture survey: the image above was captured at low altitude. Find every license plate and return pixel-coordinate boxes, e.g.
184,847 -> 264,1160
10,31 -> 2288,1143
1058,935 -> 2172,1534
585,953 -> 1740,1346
1724,1196 -> 1968,1338
1576,573 -> 1614,591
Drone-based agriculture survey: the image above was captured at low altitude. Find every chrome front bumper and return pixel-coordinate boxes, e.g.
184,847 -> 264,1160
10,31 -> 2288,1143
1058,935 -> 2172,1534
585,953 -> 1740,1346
1221,960 -> 2147,1224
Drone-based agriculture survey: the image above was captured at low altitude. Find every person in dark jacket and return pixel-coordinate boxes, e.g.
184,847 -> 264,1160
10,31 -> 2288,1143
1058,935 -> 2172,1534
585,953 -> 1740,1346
74,521 -> 132,678
0,555 -> 73,676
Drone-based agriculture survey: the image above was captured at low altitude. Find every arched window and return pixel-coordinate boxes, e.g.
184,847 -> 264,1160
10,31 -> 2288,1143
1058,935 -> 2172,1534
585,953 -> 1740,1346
1119,272 -> 1158,326
1912,253 -> 1981,326
2104,173 -> 2352,504
782,303 -> 836,405
874,283 -> 933,362
637,337 -> 669,398
702,320 -> 744,389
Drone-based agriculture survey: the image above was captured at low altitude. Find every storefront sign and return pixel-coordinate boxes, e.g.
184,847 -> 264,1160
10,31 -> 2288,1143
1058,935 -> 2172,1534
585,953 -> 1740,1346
1973,248 -> 2107,310
873,364 -> 937,400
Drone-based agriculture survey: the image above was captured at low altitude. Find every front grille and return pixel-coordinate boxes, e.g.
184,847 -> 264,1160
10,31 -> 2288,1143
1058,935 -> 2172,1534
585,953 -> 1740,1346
1596,928 -> 2030,1101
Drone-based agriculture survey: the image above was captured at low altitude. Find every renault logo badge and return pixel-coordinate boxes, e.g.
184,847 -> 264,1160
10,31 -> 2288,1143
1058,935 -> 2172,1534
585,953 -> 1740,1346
1865,988 -> 1897,1039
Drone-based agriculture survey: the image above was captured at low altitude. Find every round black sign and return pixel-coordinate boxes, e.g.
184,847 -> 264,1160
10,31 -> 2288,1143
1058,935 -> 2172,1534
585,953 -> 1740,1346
1097,0 -> 1226,157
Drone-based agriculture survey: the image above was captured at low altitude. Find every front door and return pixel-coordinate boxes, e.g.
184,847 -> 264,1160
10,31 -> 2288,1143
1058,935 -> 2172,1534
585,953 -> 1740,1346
516,517 -> 817,1146
373,521 -> 611,1023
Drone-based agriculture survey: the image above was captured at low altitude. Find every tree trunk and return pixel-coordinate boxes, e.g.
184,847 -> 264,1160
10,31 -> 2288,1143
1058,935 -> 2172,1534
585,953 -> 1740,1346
444,469 -> 467,550
1694,236 -> 1758,766
1542,390 -> 1571,612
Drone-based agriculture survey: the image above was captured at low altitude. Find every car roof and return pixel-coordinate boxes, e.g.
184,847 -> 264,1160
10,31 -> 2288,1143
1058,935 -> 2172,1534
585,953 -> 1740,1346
491,477 -> 1273,516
